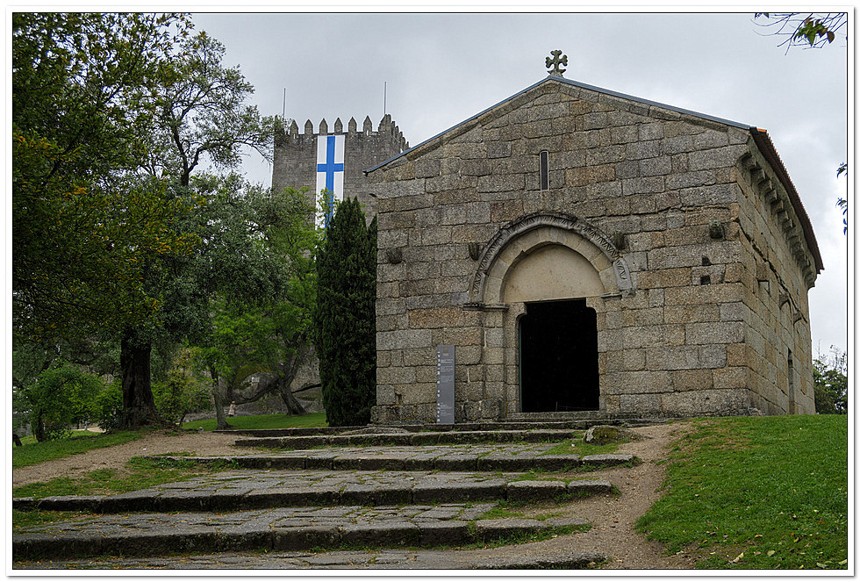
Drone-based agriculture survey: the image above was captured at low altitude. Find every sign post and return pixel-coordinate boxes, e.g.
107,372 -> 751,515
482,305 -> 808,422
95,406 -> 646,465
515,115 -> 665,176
436,345 -> 456,424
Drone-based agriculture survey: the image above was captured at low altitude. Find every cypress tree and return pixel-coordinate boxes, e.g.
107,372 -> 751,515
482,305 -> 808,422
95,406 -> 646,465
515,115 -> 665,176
314,198 -> 377,426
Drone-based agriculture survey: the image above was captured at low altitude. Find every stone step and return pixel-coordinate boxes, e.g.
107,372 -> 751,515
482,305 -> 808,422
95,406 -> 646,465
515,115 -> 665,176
13,503 -> 590,561
216,419 -> 635,437
145,449 -> 637,472
13,547 -> 607,570
233,428 -> 581,449
14,471 -> 613,513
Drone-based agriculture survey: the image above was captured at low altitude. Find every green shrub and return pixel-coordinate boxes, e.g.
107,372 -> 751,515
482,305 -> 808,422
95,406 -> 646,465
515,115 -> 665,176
314,198 -> 377,427
25,362 -> 105,441
152,368 -> 209,426
95,381 -> 124,432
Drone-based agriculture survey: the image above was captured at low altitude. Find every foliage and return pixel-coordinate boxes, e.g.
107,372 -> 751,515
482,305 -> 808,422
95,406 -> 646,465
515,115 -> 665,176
152,354 -> 210,426
754,13 -> 847,50
181,412 -> 328,431
13,13 -> 282,429
813,347 -> 848,414
22,362 -> 106,441
95,382 -> 125,431
314,198 -> 377,427
637,416 -> 848,569
12,430 -> 141,469
12,13 -> 196,342
189,186 -> 319,428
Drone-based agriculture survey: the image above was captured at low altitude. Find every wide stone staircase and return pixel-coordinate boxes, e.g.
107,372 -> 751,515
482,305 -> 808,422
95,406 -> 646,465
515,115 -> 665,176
13,421 -> 646,570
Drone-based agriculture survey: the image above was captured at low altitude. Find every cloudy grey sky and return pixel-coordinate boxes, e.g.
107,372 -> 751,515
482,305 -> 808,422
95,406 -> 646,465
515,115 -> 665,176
192,10 -> 849,356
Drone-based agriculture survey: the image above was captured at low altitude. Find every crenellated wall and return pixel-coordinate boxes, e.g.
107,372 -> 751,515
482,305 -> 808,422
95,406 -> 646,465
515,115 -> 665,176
272,114 -> 407,217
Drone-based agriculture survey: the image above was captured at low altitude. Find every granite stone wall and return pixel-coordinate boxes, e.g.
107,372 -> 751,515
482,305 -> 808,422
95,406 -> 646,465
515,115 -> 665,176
272,114 -> 408,217
367,78 -> 819,423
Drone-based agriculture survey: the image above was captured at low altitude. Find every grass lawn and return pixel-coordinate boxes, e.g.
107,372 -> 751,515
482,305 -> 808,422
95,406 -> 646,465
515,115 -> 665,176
636,415 -> 848,570
181,412 -> 328,431
12,431 -> 142,469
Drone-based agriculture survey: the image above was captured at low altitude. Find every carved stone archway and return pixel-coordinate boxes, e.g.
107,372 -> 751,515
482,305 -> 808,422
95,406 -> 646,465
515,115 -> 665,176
466,212 -> 635,419
468,212 -> 634,308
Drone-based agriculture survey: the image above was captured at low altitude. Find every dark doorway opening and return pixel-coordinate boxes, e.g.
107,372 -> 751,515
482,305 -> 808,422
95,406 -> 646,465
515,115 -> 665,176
519,299 -> 599,412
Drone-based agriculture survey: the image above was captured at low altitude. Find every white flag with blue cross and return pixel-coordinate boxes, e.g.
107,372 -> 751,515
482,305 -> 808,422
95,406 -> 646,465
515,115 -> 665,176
316,134 -> 345,228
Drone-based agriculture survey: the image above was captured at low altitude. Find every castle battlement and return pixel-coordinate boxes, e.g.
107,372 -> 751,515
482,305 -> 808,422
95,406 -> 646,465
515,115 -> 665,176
276,115 -> 408,150
272,114 -> 408,217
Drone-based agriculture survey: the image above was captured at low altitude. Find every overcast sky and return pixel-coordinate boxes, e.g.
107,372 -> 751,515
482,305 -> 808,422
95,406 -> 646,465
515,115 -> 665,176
191,10 -> 849,357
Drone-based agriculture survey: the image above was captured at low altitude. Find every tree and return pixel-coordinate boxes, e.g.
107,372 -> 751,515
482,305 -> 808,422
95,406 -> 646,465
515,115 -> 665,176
813,347 -> 847,414
191,187 -> 319,429
754,12 -> 848,234
754,13 -> 847,51
13,14 -> 278,429
314,197 -> 377,427
24,362 -> 105,441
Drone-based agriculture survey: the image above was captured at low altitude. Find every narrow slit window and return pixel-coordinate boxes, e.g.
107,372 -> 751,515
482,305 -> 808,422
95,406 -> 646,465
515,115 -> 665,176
539,150 -> 549,190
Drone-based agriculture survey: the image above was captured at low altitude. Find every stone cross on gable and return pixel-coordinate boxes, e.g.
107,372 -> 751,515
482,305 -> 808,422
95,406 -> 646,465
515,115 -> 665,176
546,50 -> 568,77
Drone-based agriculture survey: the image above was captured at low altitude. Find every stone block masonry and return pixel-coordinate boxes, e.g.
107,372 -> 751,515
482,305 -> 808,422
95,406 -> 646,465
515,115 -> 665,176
367,73 -> 821,424
272,114 -> 408,219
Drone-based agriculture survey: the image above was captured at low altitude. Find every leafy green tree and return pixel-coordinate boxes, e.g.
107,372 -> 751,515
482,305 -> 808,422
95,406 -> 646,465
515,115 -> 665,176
191,187 -> 319,428
13,14 -> 277,429
24,362 -> 105,441
314,197 -> 377,427
813,348 -> 847,414
152,348 -> 210,426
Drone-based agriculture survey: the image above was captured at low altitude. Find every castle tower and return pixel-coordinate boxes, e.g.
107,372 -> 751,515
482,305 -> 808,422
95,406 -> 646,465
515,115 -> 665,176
272,114 -> 408,219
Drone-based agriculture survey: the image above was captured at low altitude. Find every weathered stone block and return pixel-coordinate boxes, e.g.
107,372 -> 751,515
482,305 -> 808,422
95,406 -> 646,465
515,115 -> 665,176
686,321 -> 744,345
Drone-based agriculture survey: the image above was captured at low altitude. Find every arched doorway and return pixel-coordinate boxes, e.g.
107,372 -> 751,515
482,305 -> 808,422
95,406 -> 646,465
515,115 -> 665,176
519,299 -> 599,412
469,212 -> 634,418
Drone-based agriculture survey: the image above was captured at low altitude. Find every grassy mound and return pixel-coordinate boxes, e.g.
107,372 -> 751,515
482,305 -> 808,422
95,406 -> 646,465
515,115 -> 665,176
637,415 -> 848,569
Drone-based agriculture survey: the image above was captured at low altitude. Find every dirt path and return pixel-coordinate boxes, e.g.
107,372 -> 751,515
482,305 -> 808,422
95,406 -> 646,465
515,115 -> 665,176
12,431 -> 239,487
12,421 -> 697,569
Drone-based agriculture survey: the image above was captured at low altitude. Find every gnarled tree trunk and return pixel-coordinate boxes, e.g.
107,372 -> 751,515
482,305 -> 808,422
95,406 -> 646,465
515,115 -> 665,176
120,329 -> 161,429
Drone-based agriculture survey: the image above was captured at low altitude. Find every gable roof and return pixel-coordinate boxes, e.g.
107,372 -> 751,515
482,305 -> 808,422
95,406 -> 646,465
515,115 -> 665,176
366,75 -> 822,275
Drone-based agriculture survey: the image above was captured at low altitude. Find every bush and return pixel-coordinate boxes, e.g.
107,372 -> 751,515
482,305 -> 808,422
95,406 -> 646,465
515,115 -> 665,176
95,381 -> 124,432
814,348 -> 847,414
26,362 -> 105,441
152,368 -> 209,426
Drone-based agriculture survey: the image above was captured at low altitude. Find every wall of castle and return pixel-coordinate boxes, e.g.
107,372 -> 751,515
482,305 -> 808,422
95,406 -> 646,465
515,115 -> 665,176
272,115 -> 407,218
368,79 -> 817,423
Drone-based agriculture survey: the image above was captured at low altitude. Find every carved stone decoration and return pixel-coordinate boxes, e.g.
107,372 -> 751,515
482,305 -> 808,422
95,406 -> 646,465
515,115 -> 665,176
468,242 -> 481,261
545,50 -> 568,77
709,220 -> 725,240
386,248 -> 403,264
469,211 -> 633,304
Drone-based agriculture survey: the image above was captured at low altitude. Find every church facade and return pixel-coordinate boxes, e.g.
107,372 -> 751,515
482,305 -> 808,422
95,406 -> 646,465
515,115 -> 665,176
362,65 -> 822,423
272,56 -> 822,423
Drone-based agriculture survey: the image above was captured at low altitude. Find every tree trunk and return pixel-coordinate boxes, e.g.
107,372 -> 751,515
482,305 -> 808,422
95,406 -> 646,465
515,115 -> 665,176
278,375 -> 306,415
119,329 -> 161,429
33,412 -> 46,443
212,374 -> 232,430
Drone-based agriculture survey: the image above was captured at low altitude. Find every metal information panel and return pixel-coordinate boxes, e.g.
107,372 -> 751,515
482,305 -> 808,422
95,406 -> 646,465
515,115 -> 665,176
436,344 -> 455,424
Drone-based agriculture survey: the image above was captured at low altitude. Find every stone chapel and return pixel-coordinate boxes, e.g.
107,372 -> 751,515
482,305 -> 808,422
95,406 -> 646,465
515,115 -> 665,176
273,53 -> 823,423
